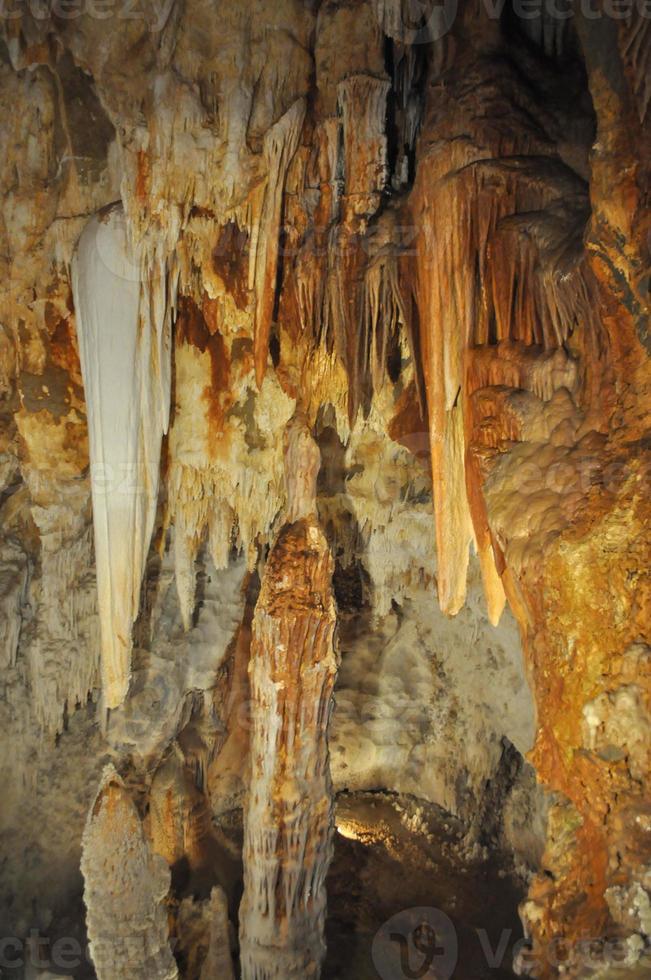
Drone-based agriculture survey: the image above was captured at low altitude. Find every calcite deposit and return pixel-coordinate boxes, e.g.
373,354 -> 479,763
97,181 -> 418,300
81,766 -> 179,980
240,419 -> 338,980
0,1 -> 648,978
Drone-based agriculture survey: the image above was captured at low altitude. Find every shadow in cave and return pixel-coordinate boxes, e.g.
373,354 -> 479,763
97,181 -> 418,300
324,792 -> 525,980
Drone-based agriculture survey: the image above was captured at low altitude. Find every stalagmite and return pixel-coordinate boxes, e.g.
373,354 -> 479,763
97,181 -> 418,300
200,888 -> 235,980
239,415 -> 338,980
253,99 -> 306,387
283,412 -> 321,523
2,3 -> 650,975
81,766 -> 178,980
174,887 -> 235,980
71,205 -> 172,709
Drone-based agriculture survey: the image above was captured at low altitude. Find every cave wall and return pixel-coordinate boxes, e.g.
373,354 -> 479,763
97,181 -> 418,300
0,0 -> 649,976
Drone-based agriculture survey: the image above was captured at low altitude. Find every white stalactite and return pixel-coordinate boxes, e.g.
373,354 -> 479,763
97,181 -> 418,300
72,205 -> 172,710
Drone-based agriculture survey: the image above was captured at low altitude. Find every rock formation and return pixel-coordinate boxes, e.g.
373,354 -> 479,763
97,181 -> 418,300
0,1 -> 648,978
81,766 -> 178,979
72,205 -> 173,710
239,418 -> 338,979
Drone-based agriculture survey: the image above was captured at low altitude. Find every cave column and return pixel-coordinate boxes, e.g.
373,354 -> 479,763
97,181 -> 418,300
239,413 -> 339,980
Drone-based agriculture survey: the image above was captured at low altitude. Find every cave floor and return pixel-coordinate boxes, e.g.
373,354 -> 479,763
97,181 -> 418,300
324,792 -> 525,980
7,791 -> 525,979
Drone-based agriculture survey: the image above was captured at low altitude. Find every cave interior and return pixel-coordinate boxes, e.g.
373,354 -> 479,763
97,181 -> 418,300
0,0 -> 649,978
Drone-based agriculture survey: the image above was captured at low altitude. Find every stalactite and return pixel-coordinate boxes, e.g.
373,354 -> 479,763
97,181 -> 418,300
467,343 -> 579,404
374,0 -> 454,72
621,12 -> 651,123
81,766 -> 179,980
337,398 -> 437,621
147,742 -> 217,874
410,137 -> 600,619
337,73 -> 390,220
239,418 -> 338,980
374,0 -> 438,44
374,0 -> 408,40
518,9 -> 567,60
27,502 -> 99,731
118,71 -> 246,261
0,541 -> 27,670
325,230 -> 368,422
389,41 -> 424,189
411,172 -> 474,615
327,74 -> 391,420
167,303 -> 296,622
465,450 -> 506,627
252,98 -> 306,387
72,205 -> 172,710
1,4 -> 648,976
292,81 -> 396,423
363,224 -> 407,394
293,117 -> 340,353
314,117 -> 343,228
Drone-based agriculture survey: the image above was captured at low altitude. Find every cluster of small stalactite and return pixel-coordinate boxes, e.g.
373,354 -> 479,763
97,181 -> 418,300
1,1 -> 649,977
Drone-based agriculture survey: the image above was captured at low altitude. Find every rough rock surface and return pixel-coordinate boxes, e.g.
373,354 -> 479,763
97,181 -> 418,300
0,1 -> 649,978
240,421 -> 338,979
81,766 -> 178,979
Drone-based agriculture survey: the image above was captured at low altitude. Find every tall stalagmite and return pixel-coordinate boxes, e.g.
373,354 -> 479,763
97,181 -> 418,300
239,415 -> 338,980
0,2 -> 649,976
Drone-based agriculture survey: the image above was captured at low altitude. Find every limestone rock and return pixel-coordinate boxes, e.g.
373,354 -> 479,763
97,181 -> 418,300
239,425 -> 338,980
81,766 -> 178,980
